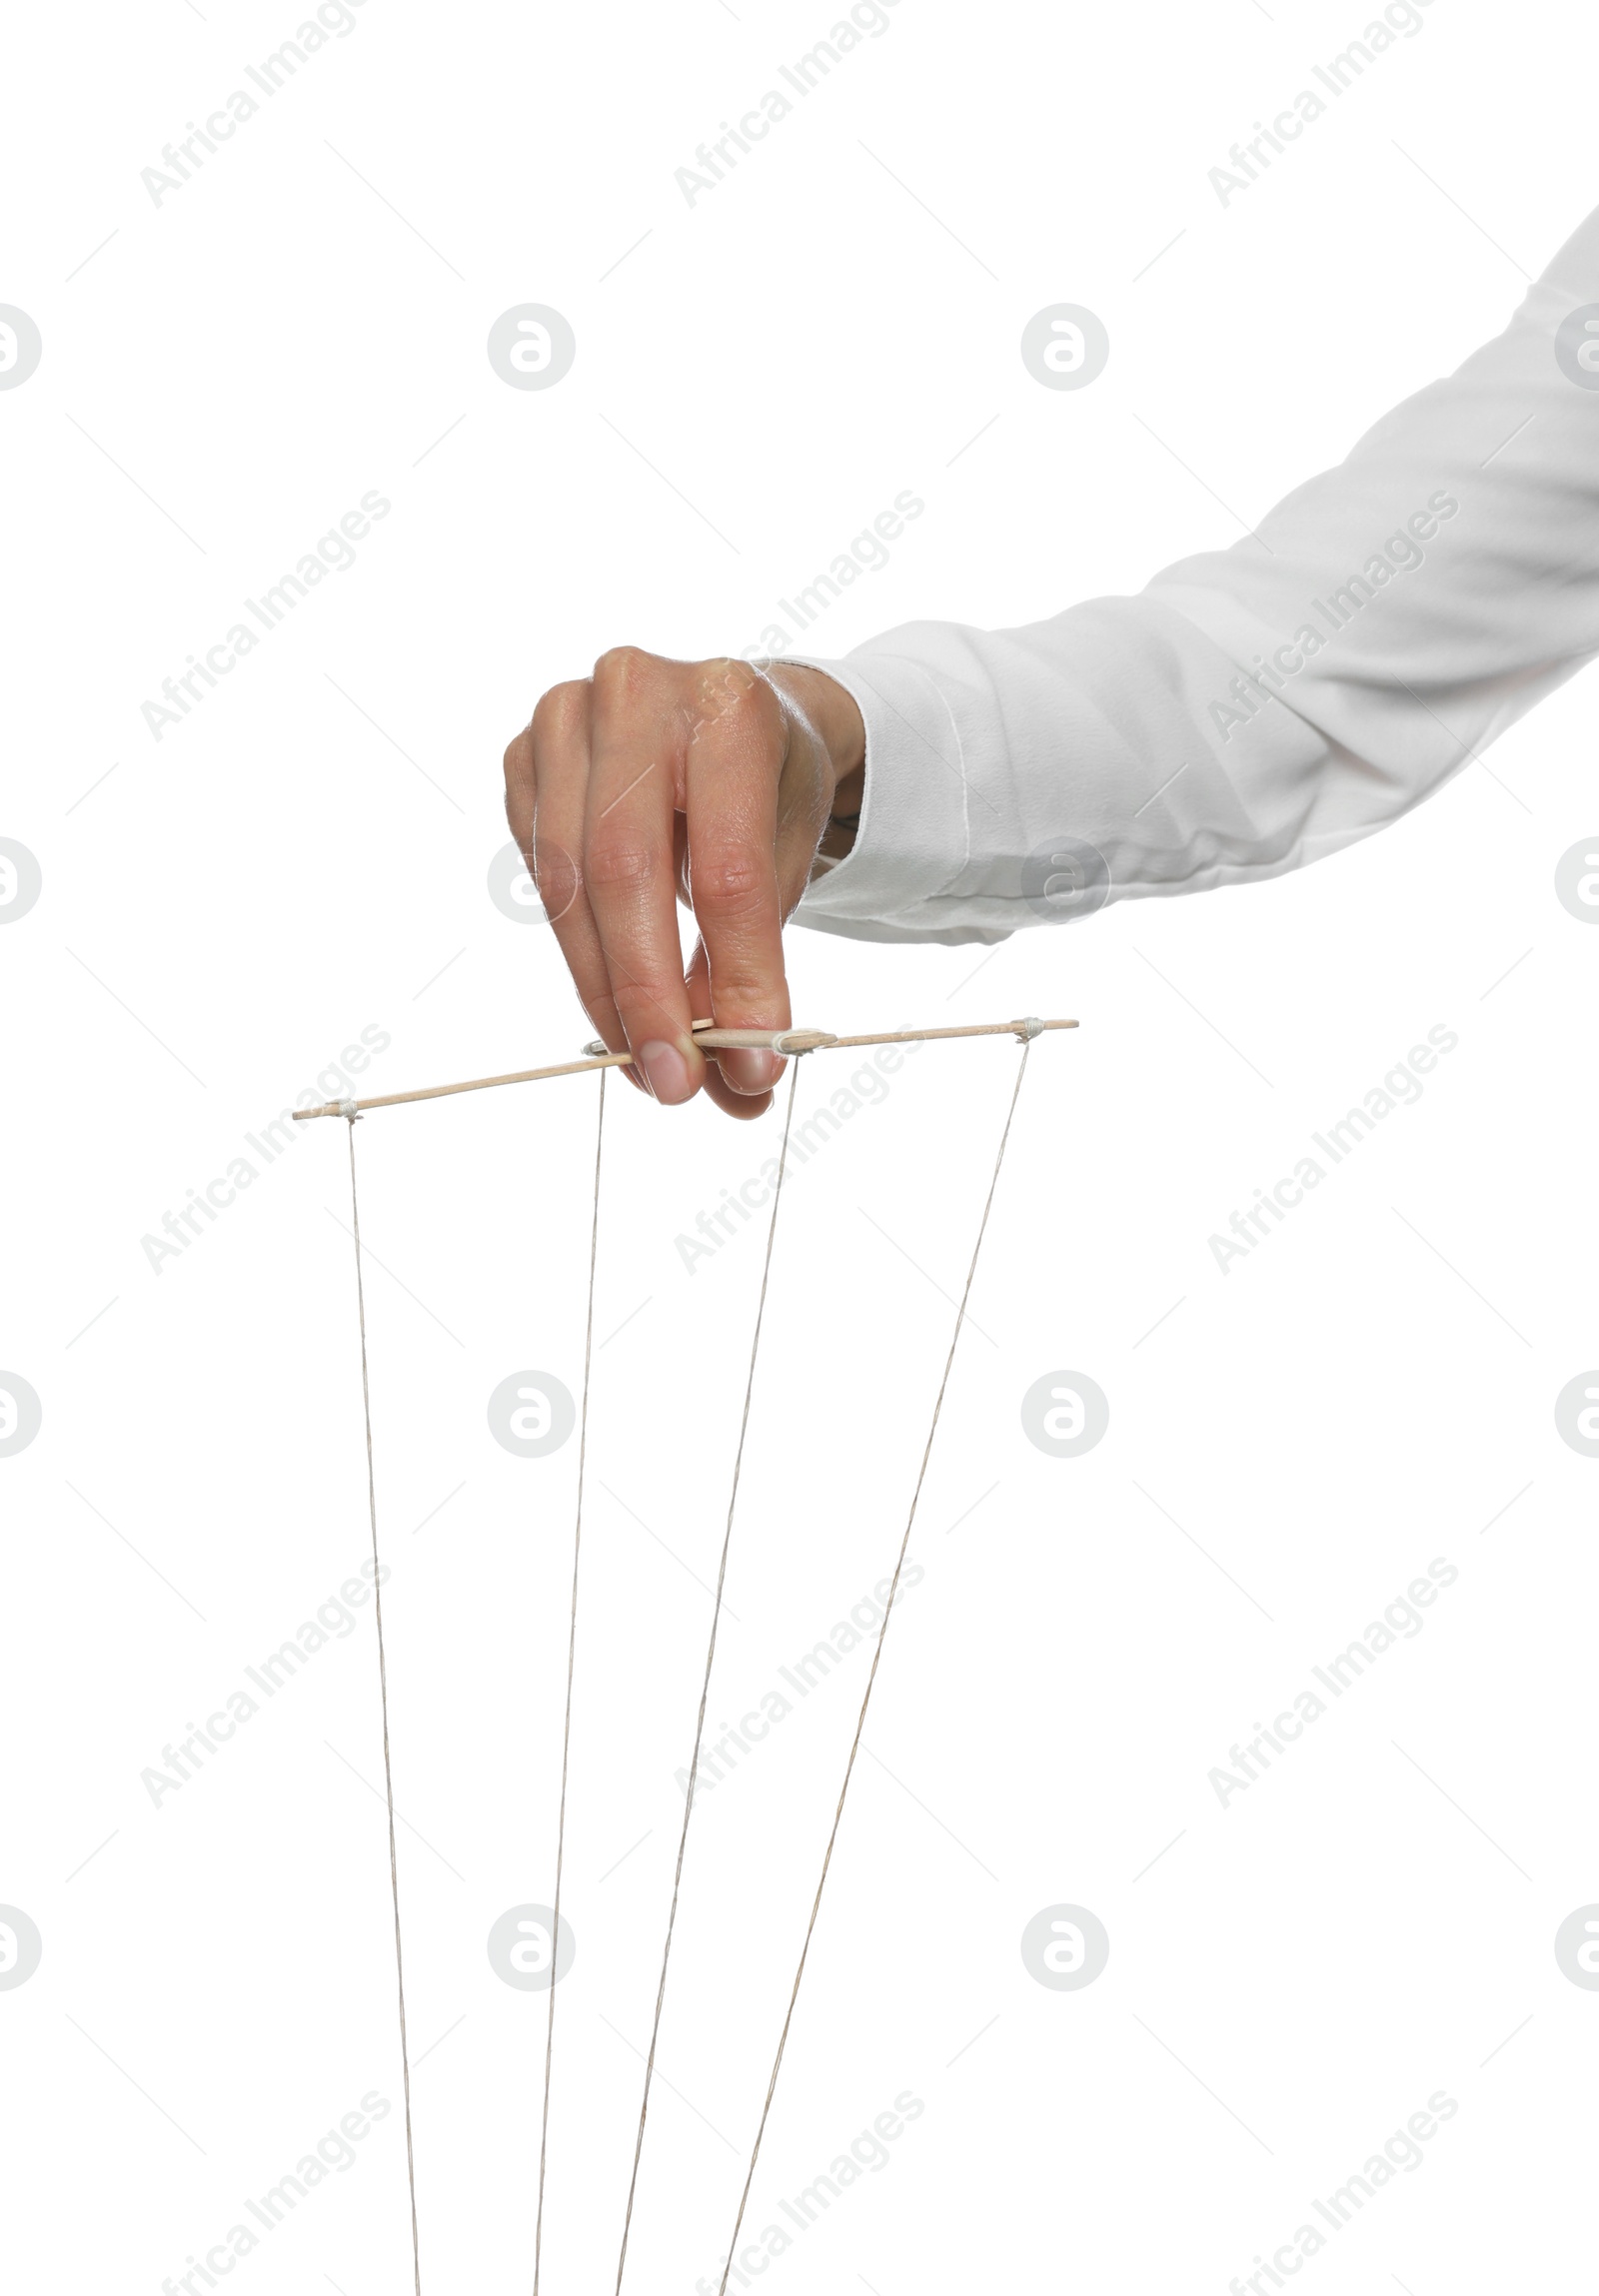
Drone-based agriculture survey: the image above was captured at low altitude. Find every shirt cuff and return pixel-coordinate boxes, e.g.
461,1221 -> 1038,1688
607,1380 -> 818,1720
783,639 -> 1015,946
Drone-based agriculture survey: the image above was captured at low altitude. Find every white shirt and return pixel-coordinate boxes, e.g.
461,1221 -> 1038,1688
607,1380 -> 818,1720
795,206 -> 1599,945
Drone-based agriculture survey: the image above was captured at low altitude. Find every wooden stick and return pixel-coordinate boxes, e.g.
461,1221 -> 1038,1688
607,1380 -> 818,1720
292,1017 -> 1077,1121
825,1020 -> 1076,1050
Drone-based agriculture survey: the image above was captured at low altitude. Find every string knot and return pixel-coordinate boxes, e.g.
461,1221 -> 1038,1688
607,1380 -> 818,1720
1012,1016 -> 1045,1042
338,1097 -> 362,1120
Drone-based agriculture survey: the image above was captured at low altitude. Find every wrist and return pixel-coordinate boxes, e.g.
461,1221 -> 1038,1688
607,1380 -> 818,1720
774,665 -> 864,804
770,663 -> 865,855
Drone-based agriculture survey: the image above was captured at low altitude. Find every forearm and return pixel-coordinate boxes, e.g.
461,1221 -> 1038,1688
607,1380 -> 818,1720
794,206 -> 1599,945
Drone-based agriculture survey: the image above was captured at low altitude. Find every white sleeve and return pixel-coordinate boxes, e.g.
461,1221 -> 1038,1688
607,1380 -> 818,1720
792,207 -> 1599,947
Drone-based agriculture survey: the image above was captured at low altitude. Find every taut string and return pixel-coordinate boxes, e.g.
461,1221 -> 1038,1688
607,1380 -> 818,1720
533,1066 -> 608,2293
345,1114 -> 424,2296
714,1034 -> 1038,2293
612,1058 -> 803,2296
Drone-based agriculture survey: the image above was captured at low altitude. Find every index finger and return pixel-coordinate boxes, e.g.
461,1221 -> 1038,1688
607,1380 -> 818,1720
584,649 -> 705,1105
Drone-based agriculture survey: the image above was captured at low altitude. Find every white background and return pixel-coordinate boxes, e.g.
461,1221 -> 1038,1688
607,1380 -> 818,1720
3,0 -> 1597,2289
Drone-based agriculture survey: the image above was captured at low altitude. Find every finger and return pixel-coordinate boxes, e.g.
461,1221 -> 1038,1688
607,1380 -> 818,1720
585,649 -> 704,1105
522,681 -> 637,1075
686,934 -> 775,1120
503,723 -> 537,858
683,671 -> 792,1096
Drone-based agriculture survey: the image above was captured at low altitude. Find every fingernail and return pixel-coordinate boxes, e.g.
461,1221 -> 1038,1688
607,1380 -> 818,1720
721,1048 -> 781,1094
636,1039 -> 693,1103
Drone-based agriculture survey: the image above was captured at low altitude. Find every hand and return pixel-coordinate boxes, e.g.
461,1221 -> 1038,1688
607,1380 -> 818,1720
503,650 -> 865,1119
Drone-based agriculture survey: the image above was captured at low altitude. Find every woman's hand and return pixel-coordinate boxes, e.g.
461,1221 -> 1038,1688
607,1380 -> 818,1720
503,650 -> 864,1118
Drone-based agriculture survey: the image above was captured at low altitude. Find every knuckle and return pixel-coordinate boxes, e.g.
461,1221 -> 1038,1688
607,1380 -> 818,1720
693,653 -> 755,710
709,956 -> 778,1003
693,660 -> 779,745
693,842 -> 770,917
585,832 -> 664,896
530,678 -> 589,744
591,644 -> 660,702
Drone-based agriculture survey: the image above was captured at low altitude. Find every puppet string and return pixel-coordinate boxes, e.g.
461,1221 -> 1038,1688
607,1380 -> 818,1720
345,1114 -> 424,2296
613,1057 -> 803,2296
715,1033 -> 1036,2294
533,1065 -> 608,2292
